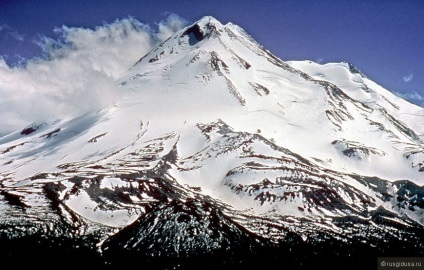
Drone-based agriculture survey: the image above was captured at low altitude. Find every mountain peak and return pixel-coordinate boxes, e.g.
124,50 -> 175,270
182,16 -> 223,45
341,61 -> 367,78
196,15 -> 222,26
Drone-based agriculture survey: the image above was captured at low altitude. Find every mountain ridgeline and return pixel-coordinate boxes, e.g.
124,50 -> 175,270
0,16 -> 423,269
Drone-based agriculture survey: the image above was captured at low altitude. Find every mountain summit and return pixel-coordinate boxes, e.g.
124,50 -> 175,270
1,16 -> 423,269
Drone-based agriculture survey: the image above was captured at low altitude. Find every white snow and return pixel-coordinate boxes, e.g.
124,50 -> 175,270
1,16 -> 423,225
65,187 -> 139,227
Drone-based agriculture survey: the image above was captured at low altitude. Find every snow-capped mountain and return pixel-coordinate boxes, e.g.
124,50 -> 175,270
1,16 -> 423,269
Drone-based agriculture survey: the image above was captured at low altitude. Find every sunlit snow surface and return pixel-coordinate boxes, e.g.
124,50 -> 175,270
0,16 -> 423,266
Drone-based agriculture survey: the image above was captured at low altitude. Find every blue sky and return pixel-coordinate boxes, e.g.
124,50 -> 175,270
0,0 -> 423,135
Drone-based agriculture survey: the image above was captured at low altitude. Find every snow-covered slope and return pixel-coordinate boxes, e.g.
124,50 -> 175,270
1,16 -> 423,268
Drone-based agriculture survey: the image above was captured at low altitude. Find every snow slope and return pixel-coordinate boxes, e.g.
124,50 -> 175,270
0,17 -> 423,261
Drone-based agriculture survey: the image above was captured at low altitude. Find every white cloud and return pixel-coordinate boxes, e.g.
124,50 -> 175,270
316,58 -> 324,64
156,13 -> 188,42
0,25 -> 25,41
9,31 -> 25,41
0,15 -> 187,137
403,73 -> 413,83
395,91 -> 424,106
0,24 -> 8,32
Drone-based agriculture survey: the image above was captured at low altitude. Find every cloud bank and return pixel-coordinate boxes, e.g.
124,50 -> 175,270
0,14 -> 187,137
